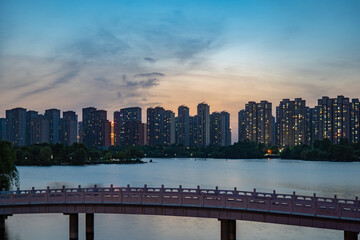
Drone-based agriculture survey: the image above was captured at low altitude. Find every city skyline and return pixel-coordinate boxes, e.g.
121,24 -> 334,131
1,94 -> 359,143
1,94 -> 359,147
1,0 -> 360,144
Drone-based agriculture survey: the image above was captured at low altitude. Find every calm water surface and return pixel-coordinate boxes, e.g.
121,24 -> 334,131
5,158 -> 360,240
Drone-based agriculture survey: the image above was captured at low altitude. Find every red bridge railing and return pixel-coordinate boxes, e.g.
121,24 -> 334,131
1,185 -> 359,220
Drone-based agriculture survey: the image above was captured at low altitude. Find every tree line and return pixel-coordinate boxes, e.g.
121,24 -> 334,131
280,139 -> 360,162
119,141 -> 267,159
10,142 -> 145,166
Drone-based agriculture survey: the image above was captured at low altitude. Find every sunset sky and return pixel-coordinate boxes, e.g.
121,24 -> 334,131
0,0 -> 359,142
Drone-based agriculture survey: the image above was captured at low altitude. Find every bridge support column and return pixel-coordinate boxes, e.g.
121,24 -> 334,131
86,213 -> 94,240
344,231 -> 359,240
219,219 -> 236,240
0,215 -> 5,231
0,215 -> 5,239
69,213 -> 79,240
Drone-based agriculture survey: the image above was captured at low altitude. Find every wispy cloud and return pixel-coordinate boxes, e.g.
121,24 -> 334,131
68,28 -> 129,62
134,72 -> 165,78
125,78 -> 160,88
144,57 -> 156,63
21,64 -> 79,98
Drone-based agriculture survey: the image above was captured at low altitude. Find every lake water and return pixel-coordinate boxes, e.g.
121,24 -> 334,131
4,158 -> 360,240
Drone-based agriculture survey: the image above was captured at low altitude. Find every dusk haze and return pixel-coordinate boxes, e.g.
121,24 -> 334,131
0,1 -> 360,240
1,0 -> 360,142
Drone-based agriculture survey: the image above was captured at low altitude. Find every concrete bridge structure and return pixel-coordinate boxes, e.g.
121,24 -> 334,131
0,184 -> 359,240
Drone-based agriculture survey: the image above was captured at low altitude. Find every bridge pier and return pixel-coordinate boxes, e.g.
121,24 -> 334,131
0,215 -> 5,239
344,231 -> 359,240
219,219 -> 236,240
0,215 -> 5,231
69,213 -> 79,240
86,213 -> 94,240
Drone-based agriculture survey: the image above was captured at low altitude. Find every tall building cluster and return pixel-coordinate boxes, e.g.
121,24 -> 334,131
1,95 -> 358,148
0,103 -> 231,148
239,95 -> 360,147
1,108 -> 78,147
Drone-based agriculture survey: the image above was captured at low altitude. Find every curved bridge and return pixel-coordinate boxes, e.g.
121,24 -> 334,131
1,184 -> 360,240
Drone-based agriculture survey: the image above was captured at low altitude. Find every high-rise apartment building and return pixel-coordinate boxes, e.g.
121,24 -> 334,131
94,110 -> 111,147
333,96 -> 350,143
305,107 -> 318,146
210,112 -> 223,146
0,118 -> 6,140
350,98 -> 360,143
6,108 -> 27,146
242,101 -> 272,145
189,115 -> 198,148
210,111 -> 231,146
238,110 -> 246,142
78,122 -> 83,144
177,105 -> 190,147
221,111 -> 231,146
82,107 -> 97,147
26,110 -> 39,145
147,107 -> 175,146
276,98 -> 306,147
123,121 -> 146,146
82,107 -> 111,147
256,101 -> 272,145
196,103 -> 210,147
271,116 -> 276,145
61,111 -> 78,146
44,109 -> 61,144
316,96 -> 333,141
114,107 -> 142,146
316,96 -> 351,144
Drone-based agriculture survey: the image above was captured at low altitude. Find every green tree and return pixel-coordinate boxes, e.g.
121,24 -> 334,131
71,148 -> 87,165
40,146 -> 53,162
0,141 -> 19,190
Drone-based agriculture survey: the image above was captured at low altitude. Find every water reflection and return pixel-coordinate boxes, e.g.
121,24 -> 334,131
5,158 -> 360,240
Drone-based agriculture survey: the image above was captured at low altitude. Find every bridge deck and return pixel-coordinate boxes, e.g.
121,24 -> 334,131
1,185 -> 359,232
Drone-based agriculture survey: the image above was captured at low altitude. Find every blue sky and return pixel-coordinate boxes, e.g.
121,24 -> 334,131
0,0 -> 359,142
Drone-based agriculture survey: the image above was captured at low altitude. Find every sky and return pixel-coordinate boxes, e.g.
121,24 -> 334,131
0,0 -> 359,143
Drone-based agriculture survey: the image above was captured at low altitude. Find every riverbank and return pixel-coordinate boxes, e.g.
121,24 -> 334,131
15,159 -> 146,166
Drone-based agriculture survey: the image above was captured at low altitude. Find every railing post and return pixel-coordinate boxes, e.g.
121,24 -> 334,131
47,186 -> 50,203
313,193 -> 317,216
83,188 -> 86,203
291,191 -> 296,213
334,195 -> 339,218
28,188 -> 32,204
161,185 -> 164,205
178,185 -> 183,206
179,185 -> 183,206
63,186 -> 66,203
